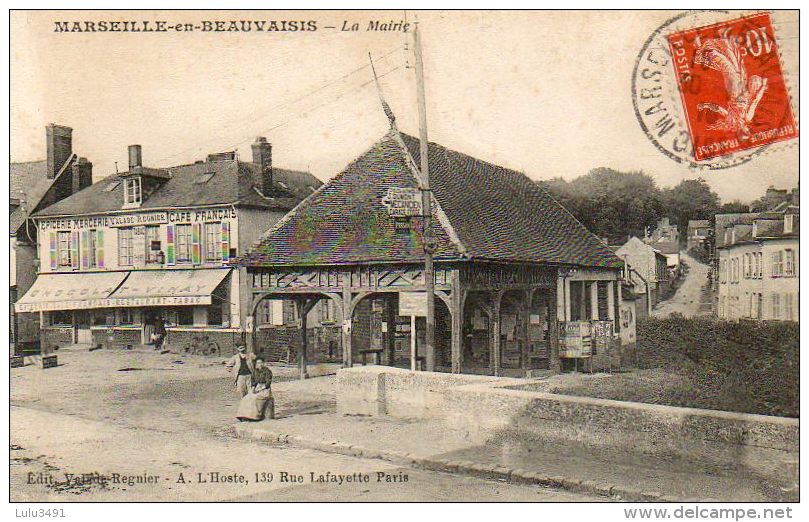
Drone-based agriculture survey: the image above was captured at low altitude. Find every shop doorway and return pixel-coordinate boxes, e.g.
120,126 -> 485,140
74,311 -> 92,344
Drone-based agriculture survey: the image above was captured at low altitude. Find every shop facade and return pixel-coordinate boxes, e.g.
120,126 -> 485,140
17,139 -> 320,355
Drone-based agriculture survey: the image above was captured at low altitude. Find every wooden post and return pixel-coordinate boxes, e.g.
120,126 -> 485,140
414,24 -> 435,373
342,275 -> 353,368
549,272 -> 561,373
590,282 -> 600,320
492,293 -> 502,377
564,277 -> 572,321
298,299 -> 309,380
450,273 -> 463,374
607,281 -> 616,322
410,315 -> 417,371
386,295 -> 396,366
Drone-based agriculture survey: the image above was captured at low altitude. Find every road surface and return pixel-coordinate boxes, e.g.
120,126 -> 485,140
652,252 -> 712,318
10,349 -> 593,502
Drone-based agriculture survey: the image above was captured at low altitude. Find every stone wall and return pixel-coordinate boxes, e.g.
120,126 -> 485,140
40,326 -> 73,353
336,367 -> 798,485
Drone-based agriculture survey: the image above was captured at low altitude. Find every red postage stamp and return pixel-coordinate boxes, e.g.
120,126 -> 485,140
667,12 -> 797,162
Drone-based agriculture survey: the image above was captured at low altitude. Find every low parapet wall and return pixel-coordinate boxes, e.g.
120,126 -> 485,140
335,367 -> 798,485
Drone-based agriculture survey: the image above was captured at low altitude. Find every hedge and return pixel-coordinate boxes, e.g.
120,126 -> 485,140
636,315 -> 799,418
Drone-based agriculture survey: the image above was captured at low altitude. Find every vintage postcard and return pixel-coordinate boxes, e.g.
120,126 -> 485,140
6,8 -> 799,511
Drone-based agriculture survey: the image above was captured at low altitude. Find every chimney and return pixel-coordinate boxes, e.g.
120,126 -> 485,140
251,137 -> 273,196
46,124 -> 73,179
128,145 -> 143,172
71,157 -> 93,194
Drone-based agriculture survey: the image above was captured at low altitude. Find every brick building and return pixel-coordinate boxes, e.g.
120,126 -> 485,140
16,138 -> 320,355
11,124 -> 93,353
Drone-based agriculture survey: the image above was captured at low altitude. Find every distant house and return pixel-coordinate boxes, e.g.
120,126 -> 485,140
645,217 -> 680,267
715,208 -> 799,322
614,236 -> 669,317
10,124 -> 93,352
687,219 -> 712,251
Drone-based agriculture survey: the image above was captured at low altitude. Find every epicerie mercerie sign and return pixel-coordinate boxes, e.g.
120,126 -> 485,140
381,187 -> 423,217
38,207 -> 238,230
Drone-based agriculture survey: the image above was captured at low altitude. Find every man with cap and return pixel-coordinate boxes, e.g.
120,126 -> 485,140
226,344 -> 256,398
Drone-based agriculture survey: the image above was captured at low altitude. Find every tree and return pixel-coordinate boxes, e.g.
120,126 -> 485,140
718,200 -> 750,214
660,178 -> 720,242
538,168 -> 664,244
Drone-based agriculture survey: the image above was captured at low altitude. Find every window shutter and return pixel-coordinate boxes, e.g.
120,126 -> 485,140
70,231 -> 80,270
221,221 -> 230,262
191,223 -> 201,264
96,229 -> 105,268
166,225 -> 176,265
80,230 -> 89,269
49,232 -> 57,270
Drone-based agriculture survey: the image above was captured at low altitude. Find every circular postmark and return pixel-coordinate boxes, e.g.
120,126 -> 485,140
632,10 -> 797,169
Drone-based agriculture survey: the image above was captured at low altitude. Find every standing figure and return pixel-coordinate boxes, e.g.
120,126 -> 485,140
226,344 -> 256,398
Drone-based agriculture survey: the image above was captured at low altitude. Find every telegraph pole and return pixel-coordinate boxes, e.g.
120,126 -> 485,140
413,23 -> 436,372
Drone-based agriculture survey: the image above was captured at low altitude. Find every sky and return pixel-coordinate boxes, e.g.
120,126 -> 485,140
10,10 -> 799,204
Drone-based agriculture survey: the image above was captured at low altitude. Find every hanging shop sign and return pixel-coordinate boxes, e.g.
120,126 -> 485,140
382,187 -> 423,217
398,292 -> 427,317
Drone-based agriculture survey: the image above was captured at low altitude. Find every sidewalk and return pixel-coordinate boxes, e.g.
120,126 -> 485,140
228,405 -> 794,502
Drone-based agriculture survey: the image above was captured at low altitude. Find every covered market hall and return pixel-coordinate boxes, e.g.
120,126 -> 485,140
236,130 -> 631,377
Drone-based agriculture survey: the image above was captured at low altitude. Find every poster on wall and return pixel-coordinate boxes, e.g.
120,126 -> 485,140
558,321 -> 592,358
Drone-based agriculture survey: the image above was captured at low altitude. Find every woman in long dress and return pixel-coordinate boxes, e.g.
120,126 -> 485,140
236,358 -> 273,421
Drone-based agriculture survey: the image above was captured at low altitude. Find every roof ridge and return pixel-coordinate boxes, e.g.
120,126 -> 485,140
388,129 -> 469,258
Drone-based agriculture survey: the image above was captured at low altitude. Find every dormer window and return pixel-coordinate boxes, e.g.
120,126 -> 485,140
124,177 -> 142,207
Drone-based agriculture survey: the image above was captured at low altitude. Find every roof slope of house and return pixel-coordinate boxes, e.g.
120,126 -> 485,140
34,160 -> 320,217
10,157 -> 77,234
239,130 -> 623,268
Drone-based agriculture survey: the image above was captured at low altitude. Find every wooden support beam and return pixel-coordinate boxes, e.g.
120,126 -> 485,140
548,280 -> 561,373
342,278 -> 353,368
590,282 -> 600,321
491,291 -> 503,377
385,295 -> 396,366
450,275 -> 464,374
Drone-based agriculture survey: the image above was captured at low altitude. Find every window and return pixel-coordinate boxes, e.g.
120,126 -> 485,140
176,224 -> 192,263
743,254 -> 750,279
49,311 -> 72,326
258,300 -> 273,326
753,252 -> 761,279
320,299 -> 336,324
204,222 -> 222,262
194,172 -> 215,184
772,294 -> 781,320
207,304 -> 223,326
177,307 -> 194,326
145,225 -> 161,264
771,251 -> 784,277
750,293 -> 763,320
784,249 -> 795,277
784,294 -> 794,321
118,227 -> 134,266
124,177 -> 142,206
119,308 -> 140,325
57,231 -> 72,268
86,229 -> 98,268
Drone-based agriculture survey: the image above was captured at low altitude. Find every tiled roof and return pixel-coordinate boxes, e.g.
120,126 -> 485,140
10,158 -> 75,234
238,131 -> 623,269
715,213 -> 758,248
33,159 -> 320,217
